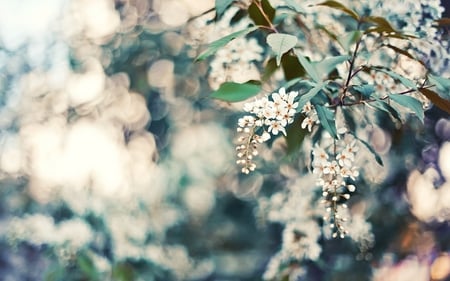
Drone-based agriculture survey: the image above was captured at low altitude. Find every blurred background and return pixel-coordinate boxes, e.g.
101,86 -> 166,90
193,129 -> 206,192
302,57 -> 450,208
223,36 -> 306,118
0,0 -> 449,280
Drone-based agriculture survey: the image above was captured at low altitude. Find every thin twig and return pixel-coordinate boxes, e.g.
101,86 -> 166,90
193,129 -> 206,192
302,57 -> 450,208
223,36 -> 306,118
253,0 -> 278,33
339,85 -> 435,107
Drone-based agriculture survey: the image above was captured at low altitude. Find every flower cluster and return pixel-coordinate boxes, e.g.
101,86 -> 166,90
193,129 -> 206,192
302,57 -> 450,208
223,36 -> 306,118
7,215 -> 93,260
301,101 -> 320,132
312,132 -> 360,238
256,173 -> 323,280
236,87 -> 299,174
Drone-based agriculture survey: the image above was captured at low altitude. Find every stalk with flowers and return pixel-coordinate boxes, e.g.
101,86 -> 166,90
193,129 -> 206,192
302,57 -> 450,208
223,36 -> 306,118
196,0 -> 450,277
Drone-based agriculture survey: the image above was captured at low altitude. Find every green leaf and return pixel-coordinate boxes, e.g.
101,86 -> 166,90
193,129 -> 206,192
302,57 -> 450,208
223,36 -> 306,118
284,78 -> 316,92
342,107 -> 357,132
316,0 -> 359,20
298,84 -> 323,111
248,0 -> 275,27
195,26 -> 258,61
296,52 -> 320,83
389,94 -> 424,123
215,0 -> 235,19
337,30 -> 362,52
363,17 -> 416,39
428,75 -> 450,98
369,100 -> 402,122
364,16 -> 396,32
374,67 -> 417,90
314,55 -> 350,80
418,88 -> 450,114
262,57 -> 278,82
356,137 -> 384,166
281,54 -> 306,80
286,115 -> 307,154
211,81 -> 261,102
351,84 -> 375,99
315,104 -> 338,139
383,44 -> 425,66
267,33 -> 298,66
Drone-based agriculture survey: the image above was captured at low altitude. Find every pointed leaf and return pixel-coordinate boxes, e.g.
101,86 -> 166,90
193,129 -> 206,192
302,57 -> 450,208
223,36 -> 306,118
298,84 -> 323,111
195,26 -> 258,61
267,33 -> 298,66
351,84 -> 375,99
428,74 -> 450,98
356,137 -> 384,166
337,30 -> 362,52
286,115 -> 307,154
389,94 -> 424,123
365,16 -> 396,32
296,52 -> 320,82
210,81 -> 261,102
281,54 -> 306,80
374,67 -> 417,89
316,1 -> 359,20
314,55 -> 350,80
369,100 -> 402,122
383,44 -> 425,66
342,107 -> 357,132
315,104 -> 338,139
262,57 -> 278,81
418,88 -> 450,114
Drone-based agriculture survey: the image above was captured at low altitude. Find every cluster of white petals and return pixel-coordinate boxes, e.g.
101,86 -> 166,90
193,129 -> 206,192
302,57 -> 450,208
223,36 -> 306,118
312,131 -> 360,238
236,87 -> 299,173
300,101 -> 320,132
189,6 -> 264,90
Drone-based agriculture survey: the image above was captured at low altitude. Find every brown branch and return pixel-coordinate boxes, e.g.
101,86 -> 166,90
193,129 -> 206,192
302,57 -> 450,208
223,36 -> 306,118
339,85 -> 435,107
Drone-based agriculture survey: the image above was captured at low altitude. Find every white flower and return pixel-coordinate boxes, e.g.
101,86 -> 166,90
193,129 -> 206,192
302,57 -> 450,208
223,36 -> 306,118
302,102 -> 313,114
286,90 -> 299,113
268,119 -> 287,136
301,116 -> 315,132
260,131 -> 271,142
313,146 -> 329,163
238,115 -> 255,128
336,150 -> 354,167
